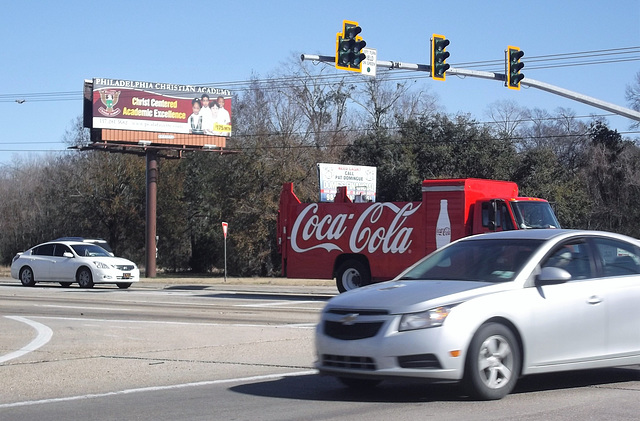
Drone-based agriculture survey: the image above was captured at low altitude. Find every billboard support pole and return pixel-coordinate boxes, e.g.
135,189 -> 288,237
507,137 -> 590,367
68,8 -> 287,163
145,150 -> 158,278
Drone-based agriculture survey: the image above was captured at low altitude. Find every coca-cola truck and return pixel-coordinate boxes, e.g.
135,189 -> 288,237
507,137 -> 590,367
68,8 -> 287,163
277,178 -> 560,292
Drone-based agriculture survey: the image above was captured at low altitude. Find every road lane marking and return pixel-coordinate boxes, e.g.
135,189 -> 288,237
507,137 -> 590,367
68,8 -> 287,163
235,300 -> 317,307
27,315 -> 316,329
0,316 -> 53,364
0,369 -> 318,409
36,304 -> 132,311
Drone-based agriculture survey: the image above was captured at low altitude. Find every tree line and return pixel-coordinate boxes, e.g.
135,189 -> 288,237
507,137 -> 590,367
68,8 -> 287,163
1,60 -> 639,276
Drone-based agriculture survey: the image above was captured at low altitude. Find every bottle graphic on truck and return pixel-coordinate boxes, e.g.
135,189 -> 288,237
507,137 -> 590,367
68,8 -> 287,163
277,178 -> 560,293
435,199 -> 451,249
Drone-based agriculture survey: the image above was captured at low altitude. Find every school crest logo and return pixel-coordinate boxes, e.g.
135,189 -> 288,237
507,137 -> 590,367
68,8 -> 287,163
98,89 -> 122,117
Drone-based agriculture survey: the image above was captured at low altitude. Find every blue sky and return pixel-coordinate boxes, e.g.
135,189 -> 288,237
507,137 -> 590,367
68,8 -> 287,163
1,0 -> 639,165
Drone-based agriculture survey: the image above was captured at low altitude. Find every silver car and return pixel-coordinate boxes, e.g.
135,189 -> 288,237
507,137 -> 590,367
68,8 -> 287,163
315,229 -> 640,400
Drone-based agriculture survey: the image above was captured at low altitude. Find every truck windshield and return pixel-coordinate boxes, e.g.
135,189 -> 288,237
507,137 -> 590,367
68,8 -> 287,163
511,201 -> 560,229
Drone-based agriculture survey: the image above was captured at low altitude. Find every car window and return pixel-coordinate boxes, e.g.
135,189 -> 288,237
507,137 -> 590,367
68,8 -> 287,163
593,237 -> 640,277
542,240 -> 593,280
53,244 -> 71,257
71,243 -> 111,257
401,239 -> 543,283
33,244 -> 55,256
480,201 -> 515,231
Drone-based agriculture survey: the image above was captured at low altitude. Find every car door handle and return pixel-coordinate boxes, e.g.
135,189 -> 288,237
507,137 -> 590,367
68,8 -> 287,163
587,296 -> 602,305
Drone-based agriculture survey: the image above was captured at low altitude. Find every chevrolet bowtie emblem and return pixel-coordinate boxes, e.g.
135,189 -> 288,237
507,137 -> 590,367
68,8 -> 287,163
339,313 -> 360,325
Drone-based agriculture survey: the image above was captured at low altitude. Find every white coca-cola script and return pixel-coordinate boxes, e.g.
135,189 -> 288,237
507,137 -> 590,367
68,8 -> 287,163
290,202 -> 421,254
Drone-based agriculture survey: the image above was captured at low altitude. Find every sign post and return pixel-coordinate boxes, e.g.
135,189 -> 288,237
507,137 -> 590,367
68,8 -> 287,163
221,222 -> 228,282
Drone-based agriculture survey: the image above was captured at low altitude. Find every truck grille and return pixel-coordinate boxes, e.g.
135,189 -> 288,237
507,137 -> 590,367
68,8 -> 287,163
324,321 -> 384,340
323,354 -> 376,370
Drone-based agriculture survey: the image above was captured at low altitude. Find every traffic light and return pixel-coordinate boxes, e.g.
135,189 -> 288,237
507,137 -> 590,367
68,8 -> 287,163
335,20 -> 366,72
431,34 -> 450,81
506,46 -> 525,90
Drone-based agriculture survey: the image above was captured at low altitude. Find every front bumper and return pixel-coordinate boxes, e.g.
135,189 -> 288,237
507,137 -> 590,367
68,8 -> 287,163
315,312 -> 468,382
93,267 -> 140,283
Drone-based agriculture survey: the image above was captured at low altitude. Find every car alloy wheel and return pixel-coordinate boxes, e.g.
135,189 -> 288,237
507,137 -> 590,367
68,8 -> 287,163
20,267 -> 36,287
464,323 -> 521,400
77,268 -> 94,289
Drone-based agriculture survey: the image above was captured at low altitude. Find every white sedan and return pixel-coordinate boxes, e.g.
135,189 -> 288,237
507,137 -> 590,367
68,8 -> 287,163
315,229 -> 640,400
11,240 -> 139,289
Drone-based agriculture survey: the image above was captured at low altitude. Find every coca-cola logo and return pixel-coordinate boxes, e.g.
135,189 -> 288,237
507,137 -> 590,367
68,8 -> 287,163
436,227 -> 451,236
290,202 -> 421,254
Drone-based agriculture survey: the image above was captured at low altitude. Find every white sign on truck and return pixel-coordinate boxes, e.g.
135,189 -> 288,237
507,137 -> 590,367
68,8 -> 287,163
317,163 -> 377,202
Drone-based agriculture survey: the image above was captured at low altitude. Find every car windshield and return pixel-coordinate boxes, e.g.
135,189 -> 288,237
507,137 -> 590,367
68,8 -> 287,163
511,201 -> 560,229
400,239 -> 544,283
71,243 -> 112,257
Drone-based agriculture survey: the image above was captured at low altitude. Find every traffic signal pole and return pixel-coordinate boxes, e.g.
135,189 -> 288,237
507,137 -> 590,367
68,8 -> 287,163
300,54 -> 640,123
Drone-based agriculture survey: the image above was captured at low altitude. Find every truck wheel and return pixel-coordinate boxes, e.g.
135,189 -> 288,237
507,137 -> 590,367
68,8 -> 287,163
336,260 -> 371,293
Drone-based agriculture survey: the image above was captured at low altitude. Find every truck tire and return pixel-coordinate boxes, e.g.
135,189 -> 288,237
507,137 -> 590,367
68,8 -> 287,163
336,260 -> 371,293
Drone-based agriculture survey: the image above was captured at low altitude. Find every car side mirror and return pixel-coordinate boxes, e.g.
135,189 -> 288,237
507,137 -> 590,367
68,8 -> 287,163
536,266 -> 571,285
63,252 -> 74,258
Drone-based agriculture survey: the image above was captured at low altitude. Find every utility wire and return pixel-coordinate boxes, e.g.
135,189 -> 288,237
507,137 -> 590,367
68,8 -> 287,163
1,47 -> 639,103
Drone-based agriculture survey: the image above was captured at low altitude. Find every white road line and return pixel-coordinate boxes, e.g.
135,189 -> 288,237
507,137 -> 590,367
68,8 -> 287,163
235,300 -> 317,308
0,316 -> 53,364
27,315 -> 315,329
36,304 -> 132,311
0,369 -> 318,409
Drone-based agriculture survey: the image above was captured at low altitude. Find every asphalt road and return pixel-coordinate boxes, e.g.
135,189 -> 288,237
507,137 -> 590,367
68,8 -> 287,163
2,277 -> 640,420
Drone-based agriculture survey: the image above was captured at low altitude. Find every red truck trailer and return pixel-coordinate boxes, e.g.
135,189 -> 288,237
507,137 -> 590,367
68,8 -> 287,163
277,178 -> 560,292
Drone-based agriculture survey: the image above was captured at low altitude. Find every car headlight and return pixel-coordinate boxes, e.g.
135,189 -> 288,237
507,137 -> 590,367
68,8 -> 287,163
399,305 -> 456,331
93,261 -> 111,269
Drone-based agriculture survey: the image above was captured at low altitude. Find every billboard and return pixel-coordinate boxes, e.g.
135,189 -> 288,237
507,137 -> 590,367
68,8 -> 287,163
317,163 -> 377,202
90,78 -> 232,138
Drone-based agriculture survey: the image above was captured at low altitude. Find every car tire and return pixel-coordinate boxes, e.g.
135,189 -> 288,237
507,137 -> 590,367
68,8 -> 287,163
336,260 -> 371,293
59,282 -> 72,288
116,282 -> 132,289
77,268 -> 94,289
337,377 -> 382,389
463,323 -> 521,400
19,266 -> 36,287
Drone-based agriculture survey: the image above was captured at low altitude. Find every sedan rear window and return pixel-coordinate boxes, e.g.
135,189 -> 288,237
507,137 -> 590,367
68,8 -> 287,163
33,244 -> 55,256
401,239 -> 544,283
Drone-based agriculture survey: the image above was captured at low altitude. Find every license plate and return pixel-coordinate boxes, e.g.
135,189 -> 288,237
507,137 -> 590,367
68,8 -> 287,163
122,273 -> 131,279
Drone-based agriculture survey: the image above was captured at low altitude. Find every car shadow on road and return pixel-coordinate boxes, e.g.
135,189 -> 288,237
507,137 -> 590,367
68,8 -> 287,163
231,373 -> 463,403
230,366 -> 640,403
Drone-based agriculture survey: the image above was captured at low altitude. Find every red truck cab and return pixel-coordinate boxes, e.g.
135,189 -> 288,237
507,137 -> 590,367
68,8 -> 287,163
278,178 -> 559,292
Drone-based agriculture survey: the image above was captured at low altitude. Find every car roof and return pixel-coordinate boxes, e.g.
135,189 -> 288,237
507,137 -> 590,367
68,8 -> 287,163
462,229 -> 640,244
54,237 -> 108,243
35,241 -> 102,247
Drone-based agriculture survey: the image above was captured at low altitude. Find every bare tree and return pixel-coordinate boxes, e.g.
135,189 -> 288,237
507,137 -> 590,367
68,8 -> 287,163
350,73 -> 438,132
485,100 -> 527,141
625,71 -> 640,129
